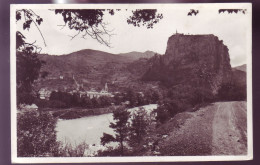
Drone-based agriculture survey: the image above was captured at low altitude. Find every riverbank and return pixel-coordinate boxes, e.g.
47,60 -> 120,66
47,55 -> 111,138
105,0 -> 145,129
40,106 -> 118,120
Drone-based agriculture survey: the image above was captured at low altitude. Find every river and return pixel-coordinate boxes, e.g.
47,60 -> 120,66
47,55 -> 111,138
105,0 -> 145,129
55,104 -> 158,155
56,113 -> 115,155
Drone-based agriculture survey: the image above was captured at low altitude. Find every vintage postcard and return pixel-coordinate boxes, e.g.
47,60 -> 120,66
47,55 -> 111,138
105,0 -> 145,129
10,3 -> 252,163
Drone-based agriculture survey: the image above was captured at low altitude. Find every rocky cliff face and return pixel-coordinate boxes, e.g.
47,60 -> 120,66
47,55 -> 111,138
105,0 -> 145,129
142,34 -> 232,94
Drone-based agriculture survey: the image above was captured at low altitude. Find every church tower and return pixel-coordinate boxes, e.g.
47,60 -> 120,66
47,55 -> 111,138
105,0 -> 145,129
104,83 -> 108,92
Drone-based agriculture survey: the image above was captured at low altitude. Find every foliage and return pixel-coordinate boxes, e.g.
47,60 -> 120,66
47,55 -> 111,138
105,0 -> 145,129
17,111 -> 89,157
127,9 -> 163,29
155,84 -> 214,123
100,106 -> 130,155
97,146 -> 130,156
116,88 -> 161,108
48,91 -> 112,108
55,141 -> 88,157
217,83 -> 246,101
55,9 -> 113,46
43,88 -> 160,109
16,9 -> 46,47
219,9 -> 247,14
16,51 -> 45,105
155,98 -> 182,123
100,133 -> 116,146
128,107 -> 149,147
17,111 -> 58,157
16,9 -> 47,105
100,106 -> 152,156
55,9 -> 163,46
187,9 -> 199,16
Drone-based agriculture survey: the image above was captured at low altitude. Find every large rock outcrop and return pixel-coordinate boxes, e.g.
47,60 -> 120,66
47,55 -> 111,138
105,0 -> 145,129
142,34 -> 232,95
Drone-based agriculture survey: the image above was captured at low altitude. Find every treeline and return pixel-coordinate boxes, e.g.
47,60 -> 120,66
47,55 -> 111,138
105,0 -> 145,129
35,92 -> 112,109
35,89 -> 161,109
154,82 -> 246,124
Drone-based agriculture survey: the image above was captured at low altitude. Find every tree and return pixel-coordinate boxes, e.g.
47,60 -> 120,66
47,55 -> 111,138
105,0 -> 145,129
193,87 -> 214,104
16,10 -> 47,106
125,89 -> 137,107
17,111 -> 58,157
100,133 -> 116,146
136,93 -> 145,106
16,51 -> 44,105
128,107 -> 149,147
217,83 -> 246,101
54,9 -> 163,47
113,93 -> 123,105
91,97 -> 100,108
151,90 -> 160,104
187,9 -> 199,16
127,9 -> 163,29
219,9 -> 247,14
99,96 -> 112,107
100,106 -> 130,155
84,96 -> 93,108
155,98 -> 182,123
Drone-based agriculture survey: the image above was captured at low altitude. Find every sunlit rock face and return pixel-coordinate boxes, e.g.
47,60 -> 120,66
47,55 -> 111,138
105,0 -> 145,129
143,34 -> 232,95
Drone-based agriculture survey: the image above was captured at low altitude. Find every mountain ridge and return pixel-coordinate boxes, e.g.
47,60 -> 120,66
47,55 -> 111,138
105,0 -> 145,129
233,64 -> 246,72
36,49 -> 158,92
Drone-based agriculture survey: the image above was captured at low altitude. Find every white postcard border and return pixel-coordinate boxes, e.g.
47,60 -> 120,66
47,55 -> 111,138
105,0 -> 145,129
10,3 -> 253,163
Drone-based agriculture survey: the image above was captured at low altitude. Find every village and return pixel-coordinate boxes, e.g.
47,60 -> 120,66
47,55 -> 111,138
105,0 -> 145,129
21,74 -> 115,111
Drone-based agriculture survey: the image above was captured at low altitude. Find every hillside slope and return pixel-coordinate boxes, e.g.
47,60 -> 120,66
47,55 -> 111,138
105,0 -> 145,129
234,64 -> 246,72
36,49 -> 157,91
154,101 -> 247,156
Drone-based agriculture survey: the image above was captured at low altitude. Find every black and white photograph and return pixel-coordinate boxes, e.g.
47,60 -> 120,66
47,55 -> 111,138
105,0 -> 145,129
10,3 -> 252,163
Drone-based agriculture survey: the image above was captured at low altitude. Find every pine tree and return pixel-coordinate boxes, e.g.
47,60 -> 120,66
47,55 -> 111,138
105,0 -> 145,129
100,106 -> 130,155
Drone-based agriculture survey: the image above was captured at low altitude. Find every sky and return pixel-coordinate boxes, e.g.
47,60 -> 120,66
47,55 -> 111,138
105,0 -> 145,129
15,4 -> 251,67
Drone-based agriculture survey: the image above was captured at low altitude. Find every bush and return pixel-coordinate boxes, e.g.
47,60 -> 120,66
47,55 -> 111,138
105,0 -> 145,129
217,83 -> 246,101
97,146 -> 127,156
56,141 -> 88,157
155,97 -> 194,124
17,111 -> 58,157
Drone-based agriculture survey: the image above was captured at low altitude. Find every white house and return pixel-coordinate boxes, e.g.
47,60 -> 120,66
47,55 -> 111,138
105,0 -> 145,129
38,88 -> 52,100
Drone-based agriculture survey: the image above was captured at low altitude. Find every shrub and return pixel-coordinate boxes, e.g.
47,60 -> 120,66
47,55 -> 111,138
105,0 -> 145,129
17,111 -> 58,157
217,83 -> 246,101
155,98 -> 187,124
56,141 -> 88,157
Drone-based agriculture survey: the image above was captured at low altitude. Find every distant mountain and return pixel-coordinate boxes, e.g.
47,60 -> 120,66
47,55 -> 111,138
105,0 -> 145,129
232,64 -> 246,88
36,49 -> 158,92
118,51 -> 157,60
233,64 -> 246,72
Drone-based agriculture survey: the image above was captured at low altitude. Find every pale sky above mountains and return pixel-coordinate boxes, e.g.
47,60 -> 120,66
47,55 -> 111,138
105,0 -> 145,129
15,4 -> 251,67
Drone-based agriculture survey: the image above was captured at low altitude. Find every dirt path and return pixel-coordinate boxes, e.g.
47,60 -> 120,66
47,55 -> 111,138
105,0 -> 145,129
158,101 -> 247,156
212,102 -> 247,155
